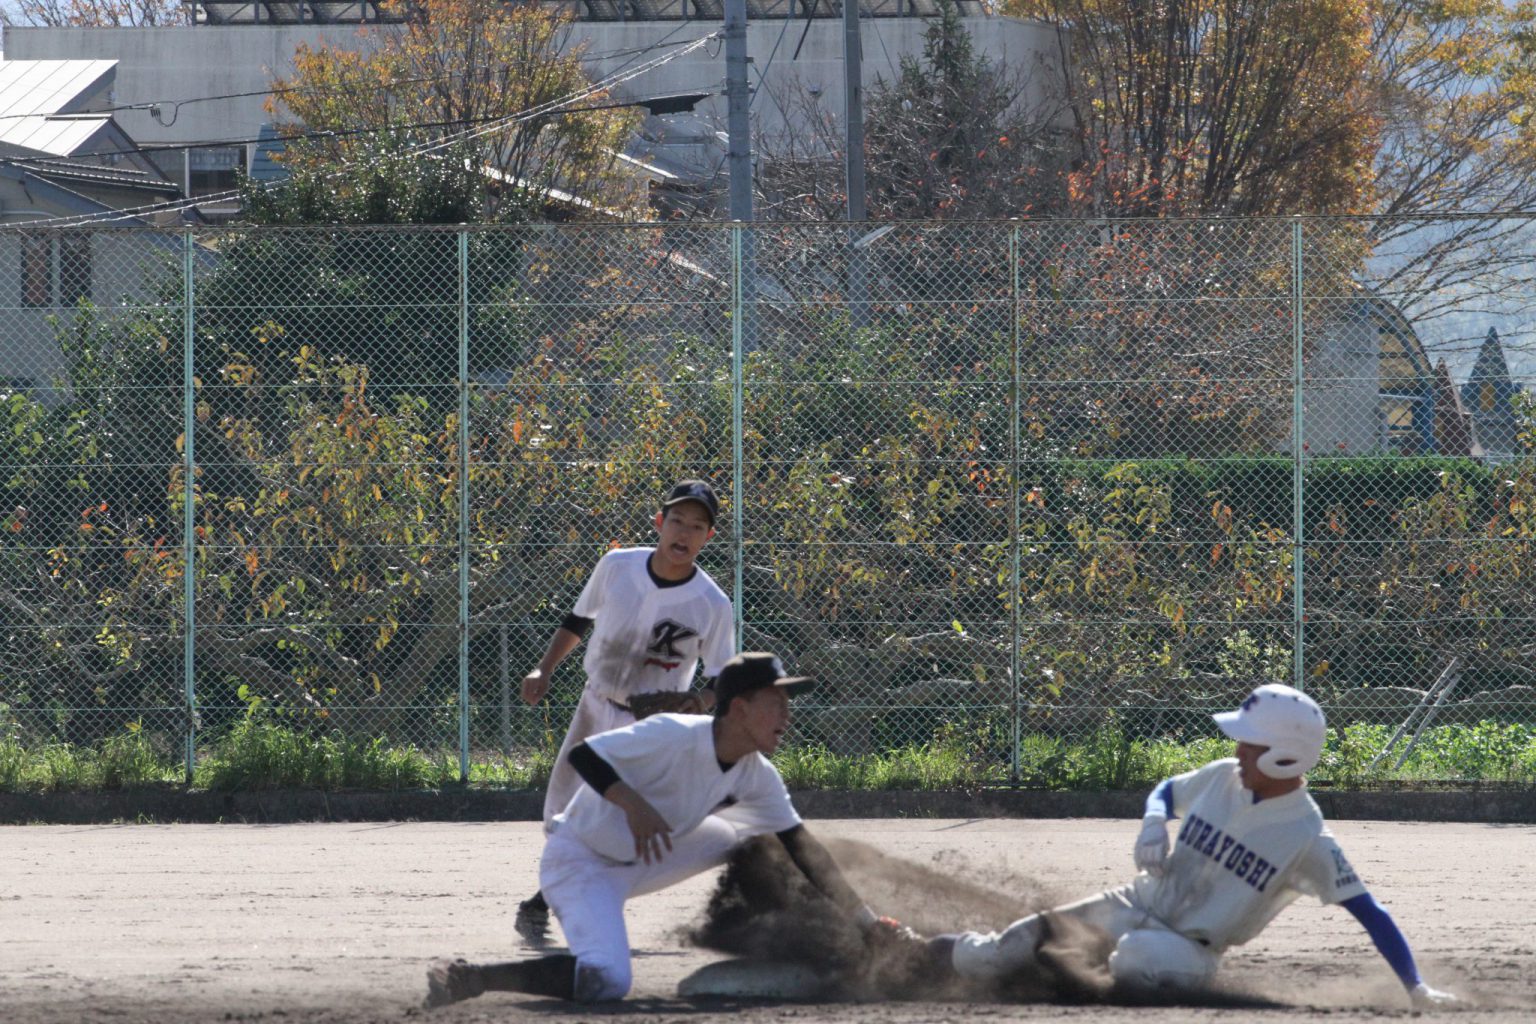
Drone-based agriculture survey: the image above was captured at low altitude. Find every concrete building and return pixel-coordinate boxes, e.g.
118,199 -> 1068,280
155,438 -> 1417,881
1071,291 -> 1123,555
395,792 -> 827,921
1304,291 -> 1445,457
2,5 -> 1062,211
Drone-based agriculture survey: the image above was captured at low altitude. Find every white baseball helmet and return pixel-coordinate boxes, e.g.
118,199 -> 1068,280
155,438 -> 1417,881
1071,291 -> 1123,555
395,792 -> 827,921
1212,683 -> 1327,779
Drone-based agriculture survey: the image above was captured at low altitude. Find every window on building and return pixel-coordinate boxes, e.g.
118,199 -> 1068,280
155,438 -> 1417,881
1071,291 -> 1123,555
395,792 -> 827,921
22,235 -> 50,307
1382,397 -> 1419,453
58,233 -> 92,306
189,146 -> 244,196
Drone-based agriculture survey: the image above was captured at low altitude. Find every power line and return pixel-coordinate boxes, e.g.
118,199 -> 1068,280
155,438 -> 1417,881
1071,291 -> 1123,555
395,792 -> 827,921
0,116 -> 540,171
2,84 -> 713,172
16,33 -> 720,228
0,33 -> 719,125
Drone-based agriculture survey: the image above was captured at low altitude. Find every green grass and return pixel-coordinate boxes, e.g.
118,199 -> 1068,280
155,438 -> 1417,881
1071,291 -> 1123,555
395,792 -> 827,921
0,724 -> 177,792
774,740 -> 1000,790
192,720 -> 450,791
1314,720 -> 1536,786
0,718 -> 1532,794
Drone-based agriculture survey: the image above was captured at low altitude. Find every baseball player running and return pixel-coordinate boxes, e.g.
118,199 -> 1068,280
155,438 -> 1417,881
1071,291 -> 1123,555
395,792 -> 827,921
514,478 -> 735,945
923,684 -> 1460,1010
424,652 -> 910,1007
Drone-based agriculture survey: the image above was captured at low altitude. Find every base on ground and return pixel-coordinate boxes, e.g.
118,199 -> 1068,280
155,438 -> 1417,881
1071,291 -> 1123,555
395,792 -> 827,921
678,958 -> 837,1000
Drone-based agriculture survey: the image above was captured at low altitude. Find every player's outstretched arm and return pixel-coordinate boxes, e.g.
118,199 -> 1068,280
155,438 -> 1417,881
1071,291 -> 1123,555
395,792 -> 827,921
521,624 -> 585,705
775,825 -> 914,945
1339,892 -> 1459,1010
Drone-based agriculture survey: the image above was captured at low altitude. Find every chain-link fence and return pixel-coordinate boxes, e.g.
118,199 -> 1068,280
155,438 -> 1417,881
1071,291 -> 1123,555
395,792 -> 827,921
2,220 -> 1533,785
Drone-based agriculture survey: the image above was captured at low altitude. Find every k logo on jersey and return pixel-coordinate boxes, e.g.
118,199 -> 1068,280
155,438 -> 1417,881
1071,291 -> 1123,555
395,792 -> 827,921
643,619 -> 698,670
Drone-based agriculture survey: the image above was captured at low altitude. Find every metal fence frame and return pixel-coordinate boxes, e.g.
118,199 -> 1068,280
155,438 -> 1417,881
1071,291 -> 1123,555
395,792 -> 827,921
1,219 -> 1532,783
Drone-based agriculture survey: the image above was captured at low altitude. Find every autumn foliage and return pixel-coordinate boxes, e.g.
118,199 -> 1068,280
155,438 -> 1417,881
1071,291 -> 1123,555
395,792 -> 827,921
1007,0 -> 1378,216
262,0 -> 643,221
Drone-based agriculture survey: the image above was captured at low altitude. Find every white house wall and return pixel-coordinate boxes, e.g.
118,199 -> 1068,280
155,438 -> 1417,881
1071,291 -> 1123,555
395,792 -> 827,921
1302,314 -> 1383,455
0,224 -> 180,402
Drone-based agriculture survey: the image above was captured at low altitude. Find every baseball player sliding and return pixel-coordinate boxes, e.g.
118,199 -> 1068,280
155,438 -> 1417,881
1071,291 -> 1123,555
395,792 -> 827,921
923,684 -> 1460,1010
514,478 -> 735,945
424,652 -> 910,1007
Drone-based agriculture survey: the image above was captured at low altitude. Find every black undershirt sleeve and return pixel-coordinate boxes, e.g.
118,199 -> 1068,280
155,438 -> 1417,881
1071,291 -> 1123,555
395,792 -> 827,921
559,613 -> 594,638
568,742 -> 620,795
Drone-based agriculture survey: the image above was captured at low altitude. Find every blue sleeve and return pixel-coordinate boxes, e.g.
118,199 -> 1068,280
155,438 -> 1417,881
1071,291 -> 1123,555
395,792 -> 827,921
1341,892 -> 1421,989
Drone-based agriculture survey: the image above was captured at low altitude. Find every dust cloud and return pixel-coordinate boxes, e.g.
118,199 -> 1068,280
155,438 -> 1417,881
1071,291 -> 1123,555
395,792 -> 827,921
686,835 -> 1284,1009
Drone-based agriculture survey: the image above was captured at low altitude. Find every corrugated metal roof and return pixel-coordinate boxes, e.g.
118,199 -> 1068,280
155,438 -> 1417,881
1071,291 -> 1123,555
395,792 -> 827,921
9,157 -> 180,195
0,59 -> 118,157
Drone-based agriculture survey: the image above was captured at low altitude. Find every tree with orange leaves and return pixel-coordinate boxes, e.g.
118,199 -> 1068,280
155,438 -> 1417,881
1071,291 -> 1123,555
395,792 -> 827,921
1006,0 -> 1379,217
256,0 -> 643,222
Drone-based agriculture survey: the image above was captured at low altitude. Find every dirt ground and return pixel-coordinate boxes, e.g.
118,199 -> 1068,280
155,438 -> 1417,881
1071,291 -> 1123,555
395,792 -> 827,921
1,817 -> 1530,1024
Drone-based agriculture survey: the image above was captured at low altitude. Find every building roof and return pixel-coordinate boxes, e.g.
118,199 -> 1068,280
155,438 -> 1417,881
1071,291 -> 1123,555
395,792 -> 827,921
7,157 -> 182,196
1432,358 -> 1481,459
0,60 -> 118,158
1461,327 -> 1524,458
188,0 -> 989,24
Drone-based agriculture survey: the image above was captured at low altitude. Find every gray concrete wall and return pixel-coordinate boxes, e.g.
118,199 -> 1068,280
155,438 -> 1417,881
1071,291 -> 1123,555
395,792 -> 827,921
4,18 -> 1062,167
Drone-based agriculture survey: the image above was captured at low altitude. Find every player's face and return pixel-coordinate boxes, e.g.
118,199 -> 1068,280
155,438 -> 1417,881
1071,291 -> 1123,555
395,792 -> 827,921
735,686 -> 792,755
1233,741 -> 1264,789
653,503 -> 714,574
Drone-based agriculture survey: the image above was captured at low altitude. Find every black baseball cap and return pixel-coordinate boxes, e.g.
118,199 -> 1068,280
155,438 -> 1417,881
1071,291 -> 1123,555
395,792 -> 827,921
661,478 -> 719,525
714,652 -> 816,712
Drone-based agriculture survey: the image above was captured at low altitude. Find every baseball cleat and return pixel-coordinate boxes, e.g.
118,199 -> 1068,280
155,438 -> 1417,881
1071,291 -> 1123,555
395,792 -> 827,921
424,957 -> 484,1009
514,896 -> 551,947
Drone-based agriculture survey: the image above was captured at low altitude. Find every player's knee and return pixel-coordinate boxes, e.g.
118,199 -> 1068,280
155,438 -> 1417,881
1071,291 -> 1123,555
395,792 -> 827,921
1107,928 -> 1218,992
950,915 -> 1044,980
572,959 -> 631,1002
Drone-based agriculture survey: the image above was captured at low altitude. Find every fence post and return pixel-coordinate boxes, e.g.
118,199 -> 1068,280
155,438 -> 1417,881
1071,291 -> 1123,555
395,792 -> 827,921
1291,218 -> 1306,690
182,229 -> 197,783
458,229 -> 471,781
1009,223 -> 1022,784
730,225 -> 745,649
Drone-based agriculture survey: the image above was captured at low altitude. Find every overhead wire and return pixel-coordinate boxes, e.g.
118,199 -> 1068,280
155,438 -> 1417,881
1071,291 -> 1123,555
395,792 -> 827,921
17,32 -> 720,228
0,115 -> 559,171
0,32 -> 719,125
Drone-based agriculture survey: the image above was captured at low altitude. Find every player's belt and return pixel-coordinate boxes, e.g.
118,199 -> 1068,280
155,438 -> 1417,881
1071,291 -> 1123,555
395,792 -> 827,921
585,689 -> 631,713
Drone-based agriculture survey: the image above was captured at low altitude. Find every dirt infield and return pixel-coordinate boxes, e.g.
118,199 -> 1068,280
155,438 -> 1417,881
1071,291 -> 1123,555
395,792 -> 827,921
1,818 -> 1530,1023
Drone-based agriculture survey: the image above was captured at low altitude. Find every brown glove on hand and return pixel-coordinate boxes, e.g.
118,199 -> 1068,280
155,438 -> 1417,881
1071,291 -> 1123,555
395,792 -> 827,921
626,690 -> 707,719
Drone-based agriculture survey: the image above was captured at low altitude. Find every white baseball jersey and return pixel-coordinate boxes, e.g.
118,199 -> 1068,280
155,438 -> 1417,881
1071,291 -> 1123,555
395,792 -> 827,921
573,548 -> 733,702
1133,758 -> 1367,951
553,713 -> 801,864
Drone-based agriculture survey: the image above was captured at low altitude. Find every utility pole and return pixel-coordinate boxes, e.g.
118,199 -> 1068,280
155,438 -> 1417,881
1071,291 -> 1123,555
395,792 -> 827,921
844,0 -> 870,327
724,0 -> 757,349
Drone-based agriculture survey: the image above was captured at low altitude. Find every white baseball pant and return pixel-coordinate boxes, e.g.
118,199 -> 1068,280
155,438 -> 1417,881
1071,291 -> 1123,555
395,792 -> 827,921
951,885 -> 1219,992
538,816 -> 742,1001
542,689 -> 635,826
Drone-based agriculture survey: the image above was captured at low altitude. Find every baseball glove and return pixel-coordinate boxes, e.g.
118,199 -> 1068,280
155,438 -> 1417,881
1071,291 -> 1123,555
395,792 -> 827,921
627,689 -> 707,719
